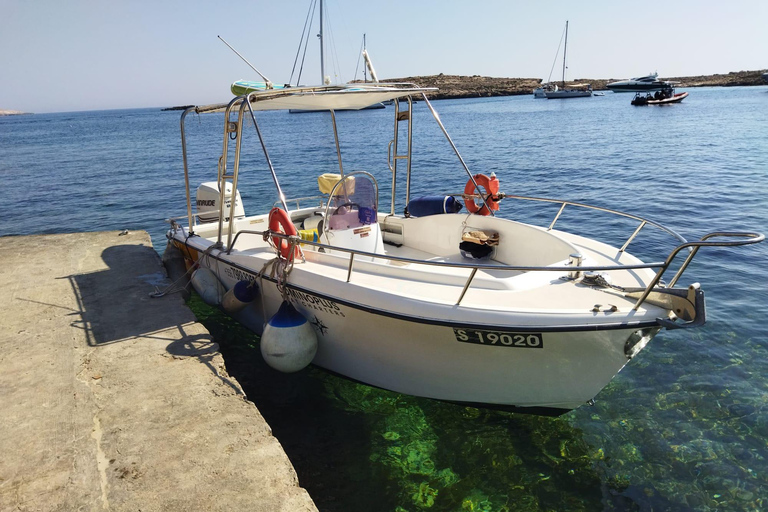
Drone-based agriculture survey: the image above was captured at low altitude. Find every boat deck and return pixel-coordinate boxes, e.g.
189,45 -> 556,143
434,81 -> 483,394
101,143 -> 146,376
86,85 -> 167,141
189,214 -> 665,319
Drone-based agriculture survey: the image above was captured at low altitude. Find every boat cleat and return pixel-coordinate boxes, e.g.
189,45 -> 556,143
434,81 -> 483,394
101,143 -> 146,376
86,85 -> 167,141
624,283 -> 705,330
591,304 -> 619,313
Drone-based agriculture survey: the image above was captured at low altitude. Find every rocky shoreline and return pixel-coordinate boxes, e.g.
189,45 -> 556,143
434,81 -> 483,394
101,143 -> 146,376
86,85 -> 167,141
163,69 -> 766,109
5,70 -> 766,114
383,69 -> 768,100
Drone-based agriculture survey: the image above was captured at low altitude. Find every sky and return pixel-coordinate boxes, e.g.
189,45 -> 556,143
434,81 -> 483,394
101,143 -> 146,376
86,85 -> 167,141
1,0 -> 766,113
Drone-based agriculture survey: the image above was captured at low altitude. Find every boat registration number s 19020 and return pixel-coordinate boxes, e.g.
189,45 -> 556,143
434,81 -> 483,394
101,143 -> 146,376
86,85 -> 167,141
453,328 -> 543,348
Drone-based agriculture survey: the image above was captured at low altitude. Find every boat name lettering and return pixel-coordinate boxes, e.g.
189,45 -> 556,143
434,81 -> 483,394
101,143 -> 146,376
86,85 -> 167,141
223,266 -> 257,283
454,328 -> 543,348
287,289 -> 345,317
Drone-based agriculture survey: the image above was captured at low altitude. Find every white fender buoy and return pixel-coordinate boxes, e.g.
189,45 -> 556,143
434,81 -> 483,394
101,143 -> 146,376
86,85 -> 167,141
260,301 -> 318,373
190,267 -> 225,306
161,243 -> 191,301
222,280 -> 258,314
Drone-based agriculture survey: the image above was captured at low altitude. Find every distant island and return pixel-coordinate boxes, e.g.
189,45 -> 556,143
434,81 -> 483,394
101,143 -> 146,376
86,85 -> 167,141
161,69 -> 767,110
13,69 -> 768,115
381,69 -> 768,100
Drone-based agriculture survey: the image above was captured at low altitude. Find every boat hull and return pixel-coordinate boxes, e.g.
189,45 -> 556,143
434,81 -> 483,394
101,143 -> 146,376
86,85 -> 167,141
650,92 -> 688,104
607,82 -> 669,93
632,92 -> 688,106
177,242 -> 659,413
545,89 -> 592,99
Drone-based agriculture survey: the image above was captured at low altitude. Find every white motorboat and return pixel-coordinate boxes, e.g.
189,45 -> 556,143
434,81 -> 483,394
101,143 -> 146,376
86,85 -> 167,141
163,82 -> 762,415
544,21 -> 592,99
607,73 -> 673,93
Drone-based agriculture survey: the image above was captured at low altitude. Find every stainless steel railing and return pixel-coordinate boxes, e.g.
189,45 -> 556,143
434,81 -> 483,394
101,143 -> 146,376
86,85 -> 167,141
227,227 -> 761,309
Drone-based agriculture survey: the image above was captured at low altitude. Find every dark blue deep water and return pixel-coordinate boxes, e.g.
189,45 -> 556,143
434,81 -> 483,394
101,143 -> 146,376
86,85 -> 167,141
2,86 -> 767,511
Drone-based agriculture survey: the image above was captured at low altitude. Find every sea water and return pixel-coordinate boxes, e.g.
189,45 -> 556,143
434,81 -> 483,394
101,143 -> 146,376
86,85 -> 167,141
2,86 -> 767,511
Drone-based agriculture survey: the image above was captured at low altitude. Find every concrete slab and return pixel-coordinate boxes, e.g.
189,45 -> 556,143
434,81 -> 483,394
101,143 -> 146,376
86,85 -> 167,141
0,231 -> 317,512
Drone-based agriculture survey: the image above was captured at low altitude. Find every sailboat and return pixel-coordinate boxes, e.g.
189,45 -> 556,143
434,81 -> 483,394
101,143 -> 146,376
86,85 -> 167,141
533,27 -> 564,98
285,1 -> 383,112
357,34 -> 387,109
544,21 -> 592,99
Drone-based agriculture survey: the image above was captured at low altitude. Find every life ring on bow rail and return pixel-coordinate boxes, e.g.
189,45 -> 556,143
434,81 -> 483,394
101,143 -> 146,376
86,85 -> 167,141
269,207 -> 300,260
463,173 -> 501,216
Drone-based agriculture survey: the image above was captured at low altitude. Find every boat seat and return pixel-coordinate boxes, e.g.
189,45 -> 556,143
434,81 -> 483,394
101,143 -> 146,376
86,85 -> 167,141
328,206 -> 376,230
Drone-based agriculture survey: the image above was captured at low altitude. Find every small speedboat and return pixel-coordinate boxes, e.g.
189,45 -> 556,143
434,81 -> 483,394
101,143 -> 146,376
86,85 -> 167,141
632,88 -> 688,105
608,73 -> 672,93
163,81 -> 761,415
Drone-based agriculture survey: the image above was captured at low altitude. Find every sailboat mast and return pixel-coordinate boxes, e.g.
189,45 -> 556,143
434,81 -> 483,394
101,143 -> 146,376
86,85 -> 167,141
562,21 -> 568,87
319,0 -> 325,84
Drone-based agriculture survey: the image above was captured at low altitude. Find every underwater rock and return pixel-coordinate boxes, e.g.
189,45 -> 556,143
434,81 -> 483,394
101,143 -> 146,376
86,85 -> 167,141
460,489 -> 496,512
434,468 -> 459,487
383,431 -> 401,441
726,402 -> 756,418
324,378 -> 401,414
404,441 -> 437,475
410,481 -> 438,509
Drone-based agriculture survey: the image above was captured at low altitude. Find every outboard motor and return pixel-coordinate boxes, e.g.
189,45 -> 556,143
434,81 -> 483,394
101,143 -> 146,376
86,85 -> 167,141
196,181 -> 245,223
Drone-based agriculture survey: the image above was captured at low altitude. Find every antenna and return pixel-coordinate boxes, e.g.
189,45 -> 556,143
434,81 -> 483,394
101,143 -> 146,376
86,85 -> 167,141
218,35 -> 273,88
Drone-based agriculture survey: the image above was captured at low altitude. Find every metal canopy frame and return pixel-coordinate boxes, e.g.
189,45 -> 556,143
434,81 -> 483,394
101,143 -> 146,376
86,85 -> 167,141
175,86 -> 764,321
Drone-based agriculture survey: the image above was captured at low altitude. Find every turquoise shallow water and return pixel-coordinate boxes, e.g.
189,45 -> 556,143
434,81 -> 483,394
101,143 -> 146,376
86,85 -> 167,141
2,86 -> 768,510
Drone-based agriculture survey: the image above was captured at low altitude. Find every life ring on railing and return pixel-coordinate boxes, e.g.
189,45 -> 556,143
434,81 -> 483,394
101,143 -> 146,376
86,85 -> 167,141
269,207 -> 299,260
463,173 -> 501,216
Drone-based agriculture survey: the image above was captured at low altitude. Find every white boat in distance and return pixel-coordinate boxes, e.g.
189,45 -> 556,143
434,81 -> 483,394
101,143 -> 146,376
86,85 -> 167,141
545,21 -> 592,99
164,81 -> 762,415
607,73 -> 673,93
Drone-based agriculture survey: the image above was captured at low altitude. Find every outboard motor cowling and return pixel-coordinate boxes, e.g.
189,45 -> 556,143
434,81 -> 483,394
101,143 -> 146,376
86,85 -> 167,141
196,181 -> 245,224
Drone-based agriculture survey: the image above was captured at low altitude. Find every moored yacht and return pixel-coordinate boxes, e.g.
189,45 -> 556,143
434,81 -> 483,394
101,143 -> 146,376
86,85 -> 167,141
607,73 -> 672,93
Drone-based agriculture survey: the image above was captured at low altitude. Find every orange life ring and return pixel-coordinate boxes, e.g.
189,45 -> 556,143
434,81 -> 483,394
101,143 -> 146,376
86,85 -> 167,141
463,174 -> 500,216
269,207 -> 299,260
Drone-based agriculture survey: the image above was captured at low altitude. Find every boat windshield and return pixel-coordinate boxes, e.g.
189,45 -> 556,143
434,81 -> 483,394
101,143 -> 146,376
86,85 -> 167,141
326,174 -> 378,231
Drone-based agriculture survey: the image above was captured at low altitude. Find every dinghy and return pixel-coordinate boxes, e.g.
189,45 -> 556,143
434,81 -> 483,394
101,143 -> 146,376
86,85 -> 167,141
632,88 -> 689,106
164,82 -> 762,415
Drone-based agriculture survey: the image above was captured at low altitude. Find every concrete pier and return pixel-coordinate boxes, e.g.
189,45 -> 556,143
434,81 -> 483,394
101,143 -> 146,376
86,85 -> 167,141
0,231 -> 317,512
